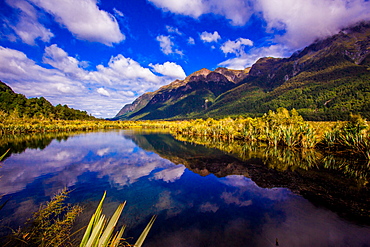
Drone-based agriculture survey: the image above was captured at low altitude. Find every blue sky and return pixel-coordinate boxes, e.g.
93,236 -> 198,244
1,0 -> 369,118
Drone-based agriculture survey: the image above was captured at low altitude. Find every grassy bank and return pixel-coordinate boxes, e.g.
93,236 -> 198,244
1,108 -> 369,160
0,118 -> 170,134
170,108 -> 370,160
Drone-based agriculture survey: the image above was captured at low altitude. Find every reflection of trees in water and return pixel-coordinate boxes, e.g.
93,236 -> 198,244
174,134 -> 370,185
0,132 -> 81,159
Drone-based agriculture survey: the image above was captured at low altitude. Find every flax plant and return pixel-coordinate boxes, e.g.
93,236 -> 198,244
0,149 -> 9,161
322,114 -> 370,158
79,191 -> 156,247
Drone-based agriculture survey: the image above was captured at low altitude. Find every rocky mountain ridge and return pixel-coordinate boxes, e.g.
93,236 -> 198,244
115,67 -> 248,119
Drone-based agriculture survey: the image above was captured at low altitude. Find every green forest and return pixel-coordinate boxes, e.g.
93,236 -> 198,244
0,81 -> 96,120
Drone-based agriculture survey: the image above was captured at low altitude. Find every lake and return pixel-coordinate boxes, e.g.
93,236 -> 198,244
0,130 -> 369,247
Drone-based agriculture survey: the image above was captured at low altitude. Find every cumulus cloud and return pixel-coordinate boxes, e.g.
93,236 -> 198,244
28,0 -> 125,45
156,35 -> 184,56
97,88 -> 110,97
4,0 -> 54,45
221,38 -> 253,56
0,46 -> 85,96
0,45 -> 186,118
200,31 -> 221,43
150,61 -> 186,79
90,54 -> 161,85
43,44 -> 87,79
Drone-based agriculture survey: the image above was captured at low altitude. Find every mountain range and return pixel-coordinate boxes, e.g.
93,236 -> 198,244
114,22 -> 370,121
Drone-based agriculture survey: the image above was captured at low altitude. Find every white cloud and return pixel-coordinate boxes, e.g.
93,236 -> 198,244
156,35 -> 183,56
43,44 -> 87,79
200,31 -> 221,43
113,8 -> 124,17
207,0 -> 253,26
150,62 -> 186,79
148,0 -> 252,26
150,0 -> 370,52
4,0 -> 54,45
148,0 -> 205,18
166,25 -> 183,35
219,44 -> 288,70
28,0 -> 125,45
90,54 -> 161,85
187,37 -> 195,45
221,38 -> 253,56
0,46 -> 187,118
0,46 -> 84,96
157,35 -> 173,55
256,0 -> 370,50
217,0 -> 370,69
97,88 -> 110,97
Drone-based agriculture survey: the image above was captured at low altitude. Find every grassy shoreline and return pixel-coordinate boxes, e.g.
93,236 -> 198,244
1,108 -> 369,160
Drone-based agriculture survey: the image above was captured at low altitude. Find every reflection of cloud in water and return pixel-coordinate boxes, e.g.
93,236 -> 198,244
220,175 -> 255,187
0,147 -> 86,195
155,190 -> 189,218
220,175 -> 290,202
199,202 -> 219,213
97,147 -> 110,156
153,165 -> 186,183
221,192 -> 252,207
0,132 -> 175,195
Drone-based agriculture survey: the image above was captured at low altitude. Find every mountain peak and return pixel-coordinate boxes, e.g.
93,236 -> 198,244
190,68 -> 212,77
183,68 -> 212,82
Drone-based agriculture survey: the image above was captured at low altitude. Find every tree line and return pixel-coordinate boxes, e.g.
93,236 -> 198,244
0,81 -> 95,120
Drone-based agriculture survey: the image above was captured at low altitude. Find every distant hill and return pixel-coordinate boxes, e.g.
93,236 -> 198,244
114,22 -> 370,121
0,81 -> 95,120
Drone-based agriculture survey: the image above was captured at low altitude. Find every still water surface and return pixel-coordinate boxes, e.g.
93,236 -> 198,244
0,130 -> 369,246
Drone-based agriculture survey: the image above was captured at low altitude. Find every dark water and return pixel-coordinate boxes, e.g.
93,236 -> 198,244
0,130 -> 369,247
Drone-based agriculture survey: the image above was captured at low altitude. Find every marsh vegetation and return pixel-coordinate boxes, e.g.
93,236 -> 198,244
1,107 -> 369,159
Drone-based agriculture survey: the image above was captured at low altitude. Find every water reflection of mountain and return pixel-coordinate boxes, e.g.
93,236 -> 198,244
124,132 -> 370,224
